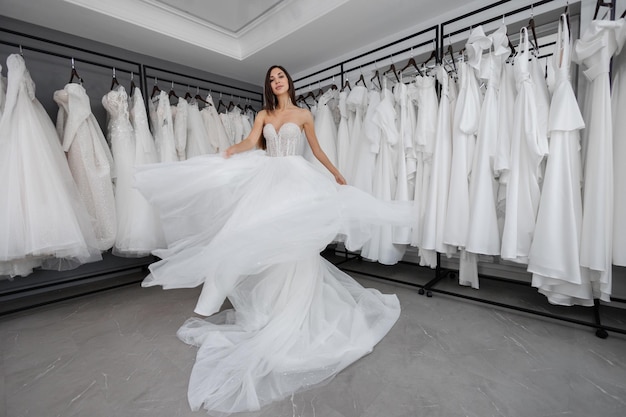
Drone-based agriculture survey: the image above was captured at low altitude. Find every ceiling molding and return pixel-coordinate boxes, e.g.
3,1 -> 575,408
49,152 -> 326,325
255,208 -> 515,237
62,0 -> 349,60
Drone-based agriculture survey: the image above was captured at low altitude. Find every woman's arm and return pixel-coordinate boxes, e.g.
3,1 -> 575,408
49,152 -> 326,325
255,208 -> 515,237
224,110 -> 266,158
302,111 -> 347,185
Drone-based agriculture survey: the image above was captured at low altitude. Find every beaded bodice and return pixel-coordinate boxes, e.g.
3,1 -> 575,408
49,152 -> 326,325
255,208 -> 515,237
263,122 -> 305,157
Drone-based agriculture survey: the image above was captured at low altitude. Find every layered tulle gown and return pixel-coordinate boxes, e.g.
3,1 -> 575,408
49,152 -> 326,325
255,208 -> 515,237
134,121 -> 413,414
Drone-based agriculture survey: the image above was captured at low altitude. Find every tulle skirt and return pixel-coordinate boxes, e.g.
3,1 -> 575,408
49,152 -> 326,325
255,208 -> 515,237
134,150 -> 413,414
0,81 -> 101,276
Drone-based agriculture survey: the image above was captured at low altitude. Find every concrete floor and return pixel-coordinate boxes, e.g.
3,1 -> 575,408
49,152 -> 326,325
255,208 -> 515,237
1,256 -> 625,417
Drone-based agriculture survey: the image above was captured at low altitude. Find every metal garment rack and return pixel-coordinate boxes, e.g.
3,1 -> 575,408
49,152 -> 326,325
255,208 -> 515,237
293,25 -> 439,92
0,26 -> 263,315
142,64 -> 264,111
300,0 -> 626,339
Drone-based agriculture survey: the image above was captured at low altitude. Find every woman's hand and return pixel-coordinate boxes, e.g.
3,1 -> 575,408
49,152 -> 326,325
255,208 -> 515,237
334,172 -> 347,185
224,146 -> 236,158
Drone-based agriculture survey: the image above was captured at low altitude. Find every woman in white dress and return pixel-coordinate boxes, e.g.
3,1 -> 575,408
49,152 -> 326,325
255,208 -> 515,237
134,65 -> 413,415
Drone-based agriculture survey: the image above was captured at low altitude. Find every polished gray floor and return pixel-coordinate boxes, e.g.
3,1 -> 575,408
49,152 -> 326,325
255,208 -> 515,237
1,258 -> 626,417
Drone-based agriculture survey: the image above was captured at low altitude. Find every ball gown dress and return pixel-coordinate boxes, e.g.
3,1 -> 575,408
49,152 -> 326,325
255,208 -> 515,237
134,121 -> 413,414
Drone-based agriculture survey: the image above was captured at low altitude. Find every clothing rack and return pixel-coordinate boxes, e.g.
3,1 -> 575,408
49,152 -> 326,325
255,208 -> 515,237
0,23 -> 263,316
142,64 -> 264,110
296,0 -> 626,339
293,25 -> 439,92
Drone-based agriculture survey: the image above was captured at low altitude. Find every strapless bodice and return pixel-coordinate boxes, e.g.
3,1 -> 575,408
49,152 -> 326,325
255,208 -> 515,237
263,122 -> 305,157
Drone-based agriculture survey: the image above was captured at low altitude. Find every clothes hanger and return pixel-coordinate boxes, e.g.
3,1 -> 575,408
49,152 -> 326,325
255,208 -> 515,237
217,93 -> 228,112
527,7 -> 540,55
370,68 -> 382,90
227,95 -> 236,111
129,72 -> 136,95
446,42 -> 457,73
68,58 -> 83,84
621,7 -> 625,19
341,78 -> 351,92
110,67 -> 120,90
383,59 -> 400,83
184,85 -> 193,101
151,77 -> 161,98
399,56 -> 424,77
194,87 -> 210,106
330,75 -> 338,90
168,81 -> 178,101
355,72 -> 367,87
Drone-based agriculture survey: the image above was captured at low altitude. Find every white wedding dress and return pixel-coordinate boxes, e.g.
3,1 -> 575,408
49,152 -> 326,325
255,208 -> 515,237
134,121 -> 412,414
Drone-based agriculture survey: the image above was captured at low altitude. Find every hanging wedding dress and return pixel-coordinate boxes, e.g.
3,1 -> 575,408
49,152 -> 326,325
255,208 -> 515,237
410,75 -> 437,249
54,82 -> 116,251
152,90 -> 178,162
612,19 -> 626,266
172,98 -> 188,161
304,88 -> 338,179
443,59 -> 480,250
186,100 -> 215,157
528,14 -> 591,306
494,62 -> 516,237
346,85 -> 371,189
336,89 -> 351,175
361,87 -> 407,265
391,81 -> 413,245
500,28 -> 548,264
129,88 -> 166,252
420,66 -> 455,267
574,17 -> 626,301
104,86 -> 158,257
134,121 -> 413,414
201,95 -> 231,153
466,25 -> 509,257
0,54 -> 101,277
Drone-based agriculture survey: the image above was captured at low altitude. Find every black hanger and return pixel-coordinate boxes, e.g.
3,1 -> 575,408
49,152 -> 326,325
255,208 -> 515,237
341,79 -> 351,92
168,82 -> 179,103
355,73 -> 367,87
399,57 -> 424,77
296,94 -> 311,109
195,93 -> 209,106
129,72 -> 136,95
68,59 -> 83,84
370,69 -> 382,90
151,78 -> 161,98
383,63 -> 400,83
446,44 -> 457,73
217,94 -> 227,112
422,48 -> 439,70
594,0 -> 613,19
110,68 -> 119,91
527,16 -> 540,54
621,7 -> 625,19
315,85 -> 325,98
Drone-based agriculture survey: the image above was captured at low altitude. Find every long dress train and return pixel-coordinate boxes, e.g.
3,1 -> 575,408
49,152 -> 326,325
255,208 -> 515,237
135,121 -> 412,414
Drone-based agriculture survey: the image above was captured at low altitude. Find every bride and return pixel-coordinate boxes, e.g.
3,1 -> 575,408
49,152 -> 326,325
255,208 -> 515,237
134,65 -> 413,415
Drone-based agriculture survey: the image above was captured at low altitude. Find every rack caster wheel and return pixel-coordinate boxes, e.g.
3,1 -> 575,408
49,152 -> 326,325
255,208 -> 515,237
418,288 -> 425,295
595,329 -> 609,339
426,291 -> 433,297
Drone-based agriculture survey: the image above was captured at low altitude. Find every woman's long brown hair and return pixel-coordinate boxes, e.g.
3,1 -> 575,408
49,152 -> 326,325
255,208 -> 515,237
259,65 -> 297,149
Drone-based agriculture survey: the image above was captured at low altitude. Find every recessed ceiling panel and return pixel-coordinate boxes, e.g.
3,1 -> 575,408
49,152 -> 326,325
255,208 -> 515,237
155,0 -> 286,33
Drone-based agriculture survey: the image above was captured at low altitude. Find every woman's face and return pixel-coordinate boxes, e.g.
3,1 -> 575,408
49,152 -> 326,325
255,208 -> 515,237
269,67 -> 288,96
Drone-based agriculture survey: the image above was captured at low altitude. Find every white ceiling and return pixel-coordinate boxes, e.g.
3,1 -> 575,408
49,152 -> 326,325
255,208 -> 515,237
1,0 -> 500,86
